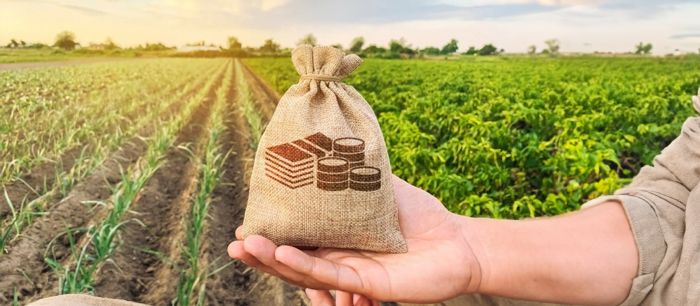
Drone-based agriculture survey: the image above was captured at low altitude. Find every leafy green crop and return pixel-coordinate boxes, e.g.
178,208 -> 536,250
244,56 -> 700,218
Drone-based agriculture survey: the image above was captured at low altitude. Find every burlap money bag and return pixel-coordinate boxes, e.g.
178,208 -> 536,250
241,45 -> 407,253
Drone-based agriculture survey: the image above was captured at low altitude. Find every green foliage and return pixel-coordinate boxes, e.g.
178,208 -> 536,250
259,39 -> 280,55
349,37 -> 365,53
478,44 -> 498,56
635,42 -> 653,55
544,39 -> 560,55
54,31 -> 78,50
244,56 -> 700,219
441,39 -> 459,55
297,34 -> 318,47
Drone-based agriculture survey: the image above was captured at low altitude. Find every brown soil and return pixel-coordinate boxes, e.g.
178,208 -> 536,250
91,63 -> 227,305
0,58 -> 133,71
0,145 -> 88,220
240,62 -> 279,119
199,60 -> 286,306
236,59 -> 309,305
0,62 -> 222,305
0,137 -> 148,304
0,63 -> 216,222
0,59 -> 312,305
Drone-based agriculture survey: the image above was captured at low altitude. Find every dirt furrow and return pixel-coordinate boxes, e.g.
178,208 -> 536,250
240,62 -> 279,120
0,137 -> 148,304
91,61 -> 228,305
235,59 -> 309,305
0,62 -> 221,221
196,60 -> 282,306
0,62 -> 225,304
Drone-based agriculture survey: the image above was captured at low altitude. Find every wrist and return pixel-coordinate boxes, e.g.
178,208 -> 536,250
453,214 -> 489,295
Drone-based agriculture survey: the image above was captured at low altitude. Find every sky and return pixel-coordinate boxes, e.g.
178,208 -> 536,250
1,0 -> 700,54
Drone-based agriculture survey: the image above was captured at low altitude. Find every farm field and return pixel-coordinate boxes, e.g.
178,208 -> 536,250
1,55 -> 699,305
244,56 -> 700,218
0,58 -> 304,305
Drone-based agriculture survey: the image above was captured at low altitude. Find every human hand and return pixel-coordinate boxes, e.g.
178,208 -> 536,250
228,175 -> 482,303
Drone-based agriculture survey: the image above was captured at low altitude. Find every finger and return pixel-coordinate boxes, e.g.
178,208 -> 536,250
335,290 -> 353,306
305,288 -> 334,306
244,236 -> 327,288
228,241 -> 263,267
275,245 -> 366,294
228,241 -> 289,279
353,294 -> 377,306
235,226 -> 244,240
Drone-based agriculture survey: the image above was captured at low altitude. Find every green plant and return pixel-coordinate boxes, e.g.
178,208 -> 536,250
244,55 -> 700,219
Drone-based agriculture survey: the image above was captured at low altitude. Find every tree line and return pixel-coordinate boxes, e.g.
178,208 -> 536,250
3,31 -> 684,58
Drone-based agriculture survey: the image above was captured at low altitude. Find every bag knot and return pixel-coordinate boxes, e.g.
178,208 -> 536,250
292,45 -> 362,82
299,73 -> 344,82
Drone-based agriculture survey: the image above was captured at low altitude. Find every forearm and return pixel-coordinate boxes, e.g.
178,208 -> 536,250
460,201 -> 638,305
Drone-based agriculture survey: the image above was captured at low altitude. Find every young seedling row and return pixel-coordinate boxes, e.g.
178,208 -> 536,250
0,58 -> 312,305
0,61 -> 224,252
44,60 -> 230,299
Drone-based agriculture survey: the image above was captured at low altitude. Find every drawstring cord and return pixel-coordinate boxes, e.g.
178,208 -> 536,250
299,74 -> 343,82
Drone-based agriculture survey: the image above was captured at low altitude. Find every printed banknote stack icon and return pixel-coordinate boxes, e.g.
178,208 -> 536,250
264,132 -> 381,191
263,132 -> 332,189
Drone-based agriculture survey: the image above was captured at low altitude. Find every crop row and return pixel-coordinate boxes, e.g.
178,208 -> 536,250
244,56 -> 700,218
44,61 -> 229,295
0,60 -> 225,252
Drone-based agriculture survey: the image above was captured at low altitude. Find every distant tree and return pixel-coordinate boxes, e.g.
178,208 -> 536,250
140,42 -> 171,51
544,39 -> 560,54
7,39 -> 19,48
104,37 -> 118,50
440,39 -> 459,55
298,33 -> 317,46
464,46 -> 478,55
54,31 -> 78,50
349,37 -> 364,53
388,38 -> 415,57
362,44 -> 386,54
478,43 -> 498,56
634,42 -> 653,55
20,40 -> 26,47
260,39 -> 280,53
422,46 -> 441,56
388,39 -> 404,54
331,43 -> 343,49
27,43 -> 48,49
527,45 -> 537,54
228,36 -> 242,50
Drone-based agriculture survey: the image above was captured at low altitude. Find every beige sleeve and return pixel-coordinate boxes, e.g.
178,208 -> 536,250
582,115 -> 700,305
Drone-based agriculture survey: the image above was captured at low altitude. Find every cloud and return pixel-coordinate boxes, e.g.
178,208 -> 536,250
670,33 -> 700,39
56,3 -> 108,15
217,0 -> 567,29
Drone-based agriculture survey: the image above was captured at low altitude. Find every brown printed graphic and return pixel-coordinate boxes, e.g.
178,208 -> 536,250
349,166 -> 381,191
333,137 -> 365,153
305,132 -> 333,151
332,151 -> 365,162
263,132 -> 381,191
349,166 -> 381,182
316,157 -> 350,191
264,143 -> 314,189
292,139 -> 327,158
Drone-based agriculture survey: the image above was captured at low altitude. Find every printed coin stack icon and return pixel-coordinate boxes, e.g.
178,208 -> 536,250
349,166 -> 381,191
316,157 -> 349,191
332,137 -> 365,168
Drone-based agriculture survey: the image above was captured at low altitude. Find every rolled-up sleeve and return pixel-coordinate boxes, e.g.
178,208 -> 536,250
582,107 -> 700,304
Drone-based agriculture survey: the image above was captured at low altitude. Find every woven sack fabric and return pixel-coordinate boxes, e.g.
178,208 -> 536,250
241,45 -> 407,253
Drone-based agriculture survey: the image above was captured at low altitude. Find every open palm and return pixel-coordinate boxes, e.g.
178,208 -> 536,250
228,175 -> 481,303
